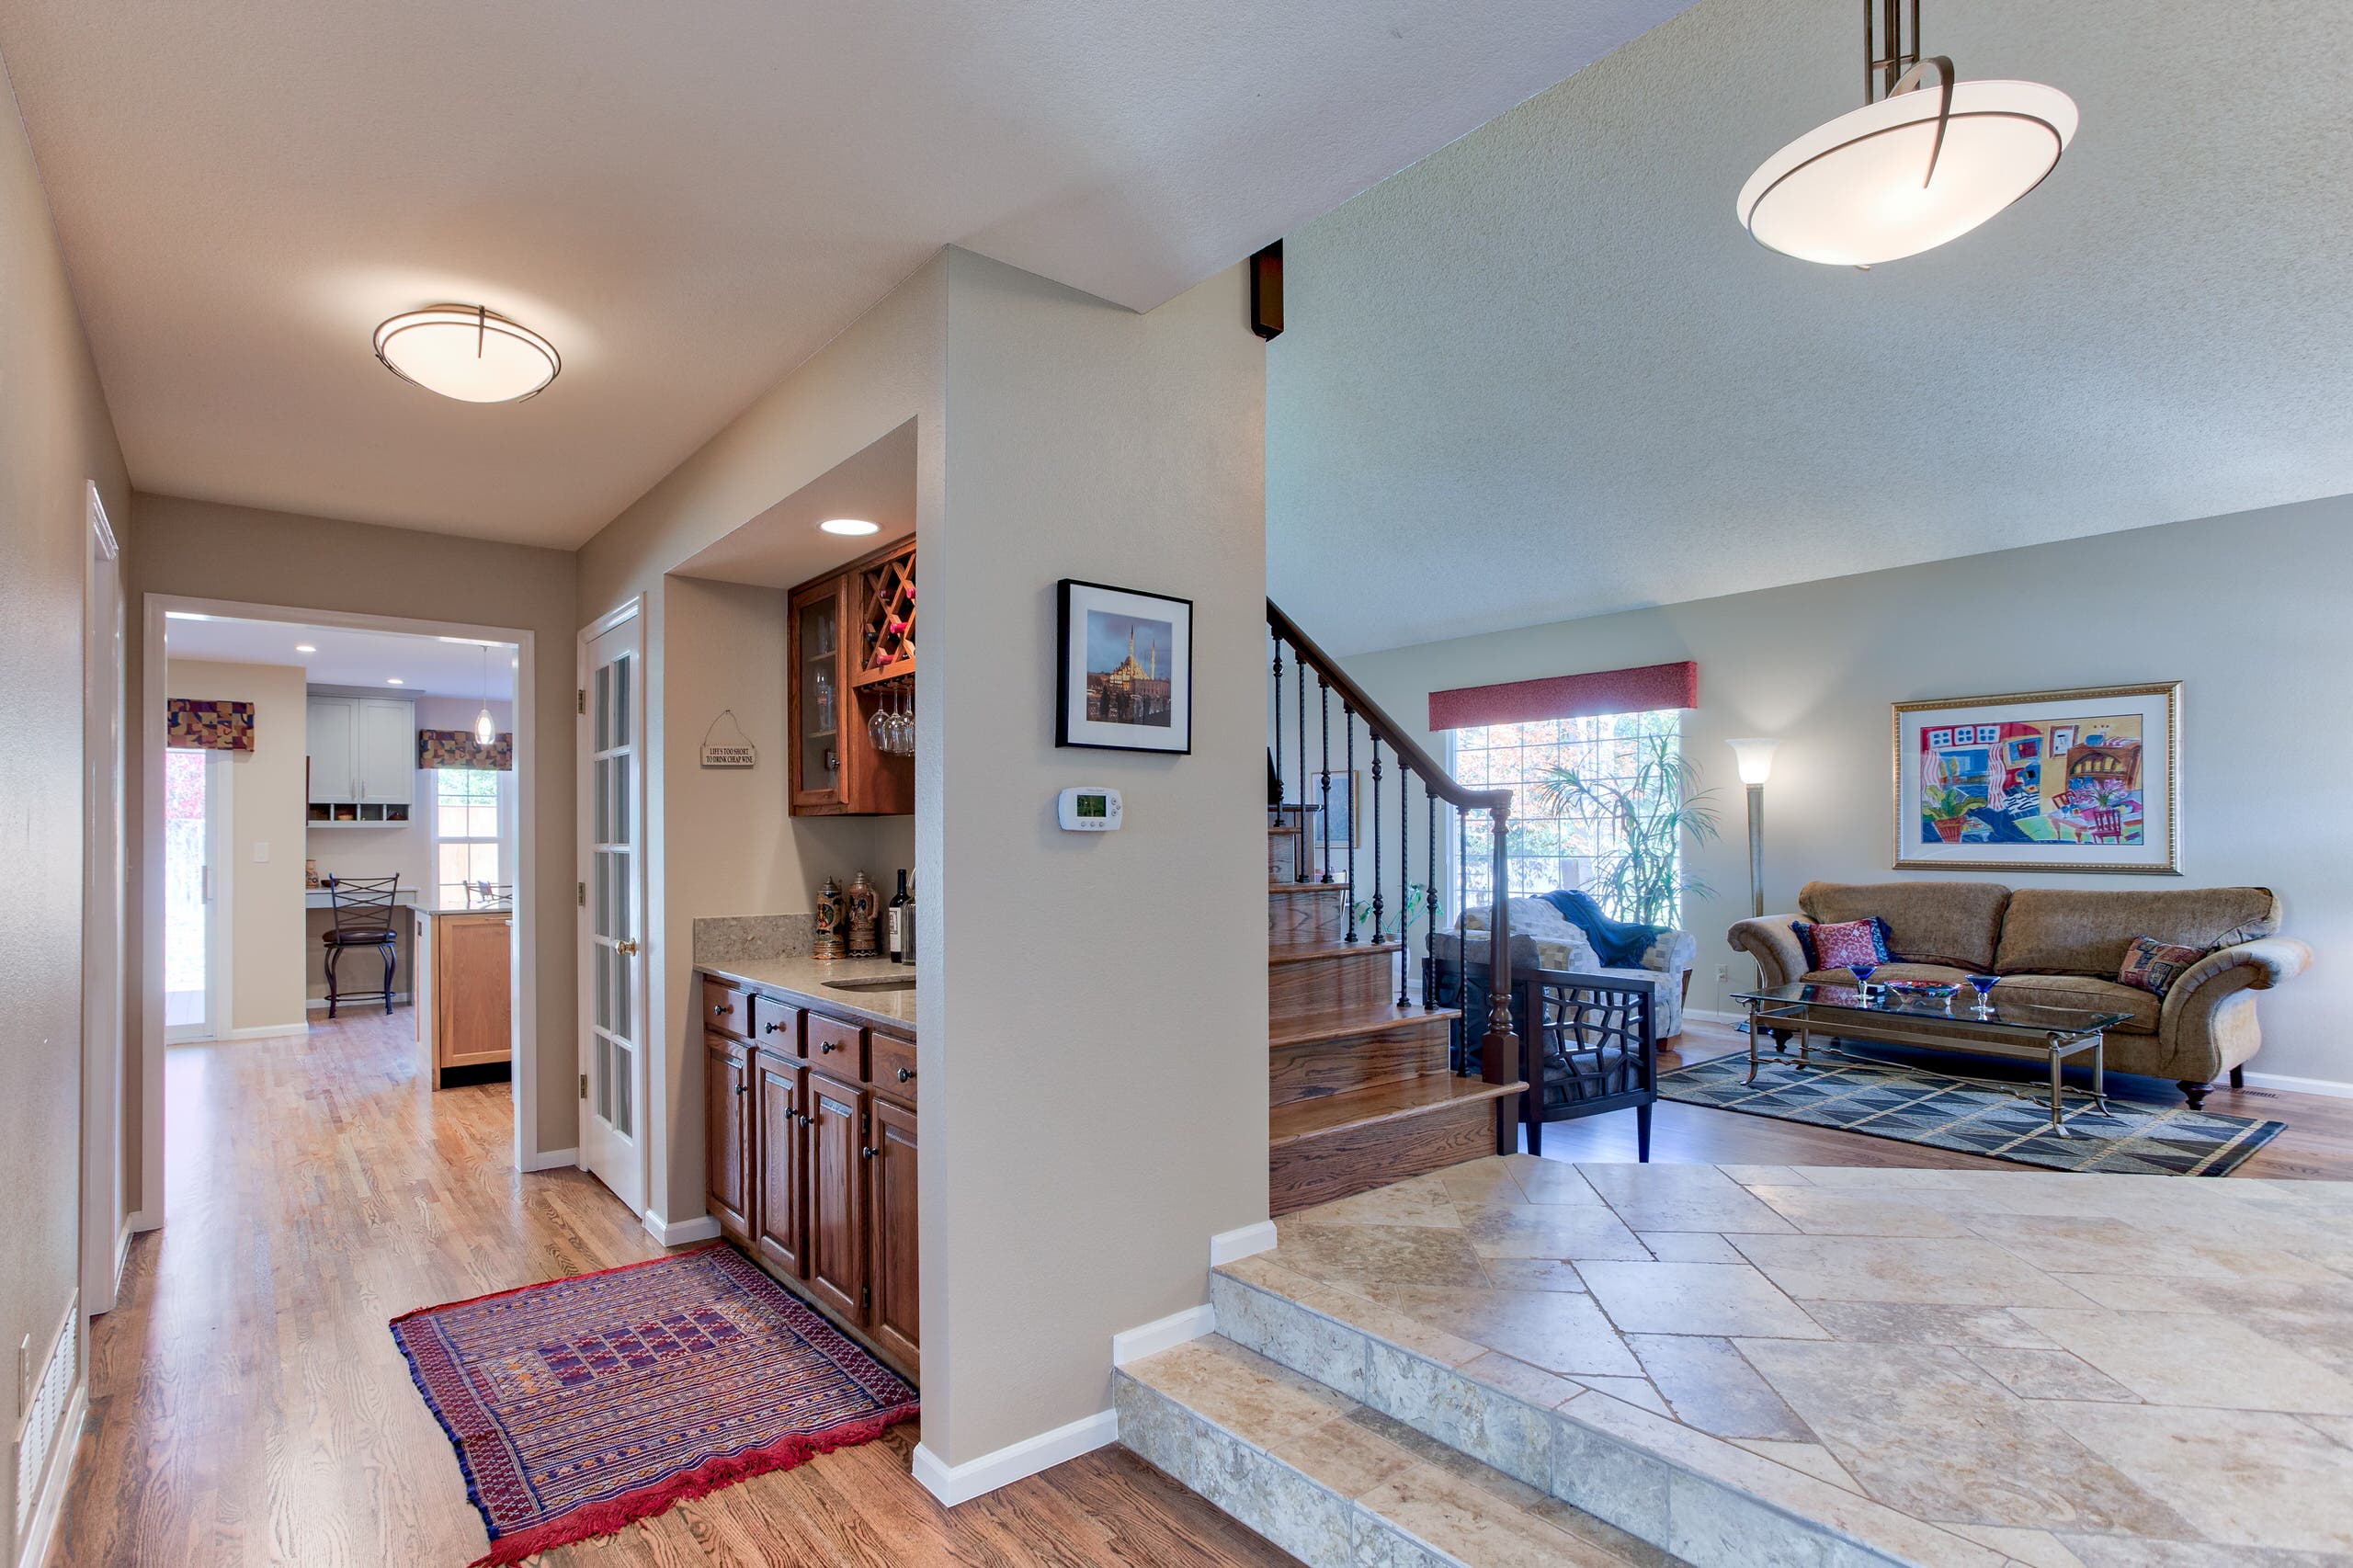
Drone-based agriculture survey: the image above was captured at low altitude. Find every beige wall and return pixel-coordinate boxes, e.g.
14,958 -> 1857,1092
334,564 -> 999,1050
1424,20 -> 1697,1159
127,496 -> 579,1176
0,40 -> 132,1540
921,250 -> 1267,1463
166,659 -> 308,1031
1337,495 -> 2353,1091
579,253 -> 946,1231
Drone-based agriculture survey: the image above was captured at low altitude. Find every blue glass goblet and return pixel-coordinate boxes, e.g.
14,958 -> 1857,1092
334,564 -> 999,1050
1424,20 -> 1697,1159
1968,973 -> 1999,1017
1848,960 -> 1880,998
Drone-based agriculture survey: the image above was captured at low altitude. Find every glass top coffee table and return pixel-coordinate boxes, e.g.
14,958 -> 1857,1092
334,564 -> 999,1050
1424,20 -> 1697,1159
1733,982 -> 2131,1137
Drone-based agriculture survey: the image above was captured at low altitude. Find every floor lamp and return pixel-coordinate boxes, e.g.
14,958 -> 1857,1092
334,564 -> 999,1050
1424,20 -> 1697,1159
1726,739 -> 1780,918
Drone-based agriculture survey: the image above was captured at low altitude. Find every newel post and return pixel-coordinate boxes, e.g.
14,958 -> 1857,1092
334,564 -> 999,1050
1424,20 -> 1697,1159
1481,801 -> 1519,1154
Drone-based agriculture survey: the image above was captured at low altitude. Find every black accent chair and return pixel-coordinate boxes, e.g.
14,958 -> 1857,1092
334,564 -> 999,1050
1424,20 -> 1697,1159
1428,956 -> 1659,1161
323,875 -> 401,1017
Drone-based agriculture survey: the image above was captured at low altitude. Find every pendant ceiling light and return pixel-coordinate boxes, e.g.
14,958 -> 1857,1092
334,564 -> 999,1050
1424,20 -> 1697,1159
1737,0 -> 2075,268
374,304 -> 560,403
473,646 -> 497,745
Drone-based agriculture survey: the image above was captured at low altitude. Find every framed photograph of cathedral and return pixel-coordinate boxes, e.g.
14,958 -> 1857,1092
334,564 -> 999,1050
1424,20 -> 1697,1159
1057,578 -> 1192,754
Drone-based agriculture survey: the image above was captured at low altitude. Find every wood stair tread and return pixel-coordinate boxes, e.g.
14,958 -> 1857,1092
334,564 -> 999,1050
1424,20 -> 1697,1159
1268,940 -> 1402,967
1269,1074 -> 1527,1147
1269,998 -> 1458,1050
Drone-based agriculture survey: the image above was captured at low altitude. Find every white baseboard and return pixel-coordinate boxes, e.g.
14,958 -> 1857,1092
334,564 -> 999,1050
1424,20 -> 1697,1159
1210,1220 -> 1277,1267
306,993 -> 413,1009
1111,1303 -> 1216,1367
113,1216 -> 136,1294
14,1381 -> 85,1568
1682,1007 -> 1745,1027
2238,1070 -> 2353,1100
912,1408 -> 1119,1507
642,1210 -> 722,1246
518,1146 -> 580,1173
222,1021 -> 311,1041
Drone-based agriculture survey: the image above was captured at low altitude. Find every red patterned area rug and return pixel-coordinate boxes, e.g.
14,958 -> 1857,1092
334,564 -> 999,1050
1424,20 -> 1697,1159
392,1244 -> 917,1565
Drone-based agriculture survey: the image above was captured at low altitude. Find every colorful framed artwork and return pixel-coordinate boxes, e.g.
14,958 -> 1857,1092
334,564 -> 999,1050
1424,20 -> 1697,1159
1055,579 -> 1192,754
1893,683 -> 2180,874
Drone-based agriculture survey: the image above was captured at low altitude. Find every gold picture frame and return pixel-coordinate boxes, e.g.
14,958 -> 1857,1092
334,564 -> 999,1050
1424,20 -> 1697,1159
1892,682 -> 2181,874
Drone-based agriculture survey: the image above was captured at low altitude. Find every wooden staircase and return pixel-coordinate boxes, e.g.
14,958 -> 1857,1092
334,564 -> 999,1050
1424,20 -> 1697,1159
1265,813 -> 1523,1216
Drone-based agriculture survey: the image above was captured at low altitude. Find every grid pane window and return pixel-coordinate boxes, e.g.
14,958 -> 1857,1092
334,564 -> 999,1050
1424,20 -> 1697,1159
435,768 -> 502,905
1454,710 -> 1684,921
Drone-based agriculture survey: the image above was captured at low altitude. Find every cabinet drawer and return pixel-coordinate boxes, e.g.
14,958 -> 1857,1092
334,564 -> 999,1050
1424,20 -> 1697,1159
805,1012 -> 865,1074
869,1033 -> 917,1105
702,976 -> 749,1038
751,994 -> 801,1055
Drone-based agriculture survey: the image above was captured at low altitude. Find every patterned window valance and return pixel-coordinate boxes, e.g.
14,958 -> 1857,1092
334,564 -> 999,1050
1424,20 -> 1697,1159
167,698 -> 255,750
1428,661 -> 1699,731
419,730 -> 514,771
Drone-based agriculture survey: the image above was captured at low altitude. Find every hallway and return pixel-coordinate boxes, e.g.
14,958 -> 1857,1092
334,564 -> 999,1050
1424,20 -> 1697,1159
54,1012 -> 1297,1566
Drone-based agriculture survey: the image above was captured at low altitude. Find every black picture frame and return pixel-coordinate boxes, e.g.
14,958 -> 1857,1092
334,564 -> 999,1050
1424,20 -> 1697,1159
1055,578 -> 1195,754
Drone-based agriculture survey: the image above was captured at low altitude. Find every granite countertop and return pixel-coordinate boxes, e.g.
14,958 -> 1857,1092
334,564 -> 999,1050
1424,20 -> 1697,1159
699,953 -> 916,1033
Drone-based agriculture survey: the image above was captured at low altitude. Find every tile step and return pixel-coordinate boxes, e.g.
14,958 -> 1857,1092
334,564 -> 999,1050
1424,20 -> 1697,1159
1205,1267 -> 1961,1568
1117,1335 -> 1677,1568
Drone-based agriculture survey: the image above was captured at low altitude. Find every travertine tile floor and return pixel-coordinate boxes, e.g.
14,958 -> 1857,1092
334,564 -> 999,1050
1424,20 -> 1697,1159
1227,1155 -> 2353,1565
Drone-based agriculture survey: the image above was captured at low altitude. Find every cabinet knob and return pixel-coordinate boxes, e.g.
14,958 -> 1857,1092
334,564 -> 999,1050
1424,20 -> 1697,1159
819,1040 -> 835,1053
762,1020 -> 786,1034
711,1004 -> 729,1017
734,1083 -> 746,1096
860,1146 -> 876,1160
896,1067 -> 914,1083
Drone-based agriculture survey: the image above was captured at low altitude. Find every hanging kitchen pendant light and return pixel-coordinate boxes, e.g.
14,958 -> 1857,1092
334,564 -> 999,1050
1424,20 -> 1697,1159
374,304 -> 560,402
1737,0 -> 2075,267
474,647 -> 497,745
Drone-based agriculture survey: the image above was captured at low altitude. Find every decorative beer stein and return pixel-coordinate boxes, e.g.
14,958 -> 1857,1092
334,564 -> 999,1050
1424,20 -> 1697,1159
813,877 -> 846,960
847,871 -> 881,959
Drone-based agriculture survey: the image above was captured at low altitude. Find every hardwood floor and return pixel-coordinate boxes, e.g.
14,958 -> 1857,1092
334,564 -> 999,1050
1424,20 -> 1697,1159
1528,1017 -> 2353,1180
53,1009 -> 1299,1568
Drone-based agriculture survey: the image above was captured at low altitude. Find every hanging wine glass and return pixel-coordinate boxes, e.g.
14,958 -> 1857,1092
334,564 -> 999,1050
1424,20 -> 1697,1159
868,689 -> 888,752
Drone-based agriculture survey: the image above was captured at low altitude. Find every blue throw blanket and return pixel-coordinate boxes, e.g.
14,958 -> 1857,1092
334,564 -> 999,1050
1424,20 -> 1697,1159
1540,889 -> 1663,969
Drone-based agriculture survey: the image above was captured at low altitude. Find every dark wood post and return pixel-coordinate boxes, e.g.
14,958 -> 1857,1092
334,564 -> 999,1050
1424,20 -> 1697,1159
1482,803 -> 1519,1154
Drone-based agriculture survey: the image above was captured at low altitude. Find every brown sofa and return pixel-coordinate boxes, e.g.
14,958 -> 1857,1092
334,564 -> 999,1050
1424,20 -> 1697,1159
1727,881 -> 2310,1107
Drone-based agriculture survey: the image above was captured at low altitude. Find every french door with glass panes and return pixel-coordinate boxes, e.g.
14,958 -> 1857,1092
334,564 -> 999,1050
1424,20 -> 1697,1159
579,604 -> 647,1212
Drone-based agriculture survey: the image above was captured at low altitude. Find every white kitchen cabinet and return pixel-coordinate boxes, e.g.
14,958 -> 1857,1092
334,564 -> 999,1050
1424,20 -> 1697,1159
308,693 -> 415,812
307,696 -> 358,801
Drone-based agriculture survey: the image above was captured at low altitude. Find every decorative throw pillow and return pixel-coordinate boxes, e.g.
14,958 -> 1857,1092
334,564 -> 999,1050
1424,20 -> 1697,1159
2118,936 -> 2207,996
1792,916 -> 1893,972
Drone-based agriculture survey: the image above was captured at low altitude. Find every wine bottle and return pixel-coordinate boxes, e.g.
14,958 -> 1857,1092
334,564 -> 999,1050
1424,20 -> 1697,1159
887,869 -> 910,964
903,873 -> 916,965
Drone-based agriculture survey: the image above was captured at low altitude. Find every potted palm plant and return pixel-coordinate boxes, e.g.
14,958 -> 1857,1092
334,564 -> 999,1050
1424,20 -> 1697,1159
1531,731 -> 1719,929
1924,785 -> 1977,844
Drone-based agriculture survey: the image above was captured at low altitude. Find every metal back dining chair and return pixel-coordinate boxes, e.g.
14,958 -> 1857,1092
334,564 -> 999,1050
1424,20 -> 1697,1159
323,875 -> 401,1017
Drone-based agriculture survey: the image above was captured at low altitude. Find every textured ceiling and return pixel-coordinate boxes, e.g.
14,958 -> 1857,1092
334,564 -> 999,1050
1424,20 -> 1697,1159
1267,0 -> 2353,654
0,0 -> 1688,547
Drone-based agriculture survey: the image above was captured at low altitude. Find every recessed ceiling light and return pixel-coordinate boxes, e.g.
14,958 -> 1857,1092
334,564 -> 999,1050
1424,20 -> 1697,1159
820,517 -> 880,537
1736,1 -> 2074,267
373,304 -> 560,403
386,677 -> 405,686
295,643 -> 317,653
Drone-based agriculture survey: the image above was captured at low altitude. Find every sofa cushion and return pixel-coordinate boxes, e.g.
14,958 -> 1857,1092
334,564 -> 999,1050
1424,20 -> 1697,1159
1799,881 -> 2011,971
1991,973 -> 2161,1034
1793,916 -> 1893,971
2118,937 -> 2208,996
1994,887 -> 2279,977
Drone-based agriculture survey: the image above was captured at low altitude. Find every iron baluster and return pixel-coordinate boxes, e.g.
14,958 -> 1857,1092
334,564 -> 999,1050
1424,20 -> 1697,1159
1368,735 -> 1382,954
1318,676 -> 1333,883
1424,788 -> 1437,1010
1457,803 -> 1469,1073
1269,637 -> 1284,819
1296,643 -> 1309,881
1344,712 -> 1358,942
1399,766 -> 1411,1006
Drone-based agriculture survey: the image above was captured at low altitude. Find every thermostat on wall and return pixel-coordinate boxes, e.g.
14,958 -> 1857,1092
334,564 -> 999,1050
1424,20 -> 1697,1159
1057,786 -> 1122,831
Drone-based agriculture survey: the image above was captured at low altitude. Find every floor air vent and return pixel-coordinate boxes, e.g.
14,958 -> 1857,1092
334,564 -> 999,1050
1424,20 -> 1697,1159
14,1294 -> 77,1546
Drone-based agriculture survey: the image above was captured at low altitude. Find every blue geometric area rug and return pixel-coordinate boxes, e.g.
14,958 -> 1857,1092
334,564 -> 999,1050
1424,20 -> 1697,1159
1660,1052 -> 2286,1176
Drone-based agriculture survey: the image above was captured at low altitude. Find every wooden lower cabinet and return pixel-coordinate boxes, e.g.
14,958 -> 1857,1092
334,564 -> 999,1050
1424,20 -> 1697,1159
754,1054 -> 806,1278
701,979 -> 919,1380
704,1033 -> 753,1243
803,1070 -> 868,1323
866,1096 -> 919,1369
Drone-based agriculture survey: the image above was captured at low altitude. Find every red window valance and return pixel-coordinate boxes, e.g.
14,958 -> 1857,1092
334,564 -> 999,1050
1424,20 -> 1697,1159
1428,661 -> 1698,731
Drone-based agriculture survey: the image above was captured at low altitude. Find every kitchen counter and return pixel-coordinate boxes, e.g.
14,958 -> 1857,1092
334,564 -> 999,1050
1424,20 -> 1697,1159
697,953 -> 915,1035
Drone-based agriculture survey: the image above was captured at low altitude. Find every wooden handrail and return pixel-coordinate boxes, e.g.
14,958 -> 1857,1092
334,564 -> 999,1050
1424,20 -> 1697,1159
1266,600 -> 1508,814
1267,597 -> 1520,1156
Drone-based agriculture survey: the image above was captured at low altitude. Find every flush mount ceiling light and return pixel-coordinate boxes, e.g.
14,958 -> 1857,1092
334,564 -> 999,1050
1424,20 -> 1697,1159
373,304 -> 560,403
1737,0 -> 2075,268
819,517 -> 880,537
294,643 -> 317,653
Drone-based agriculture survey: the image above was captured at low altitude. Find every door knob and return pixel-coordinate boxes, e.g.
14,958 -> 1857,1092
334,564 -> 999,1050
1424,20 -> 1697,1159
616,938 -> 642,957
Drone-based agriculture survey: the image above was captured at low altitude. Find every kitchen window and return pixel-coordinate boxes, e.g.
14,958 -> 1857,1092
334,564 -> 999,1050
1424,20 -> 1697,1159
435,767 -> 502,905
